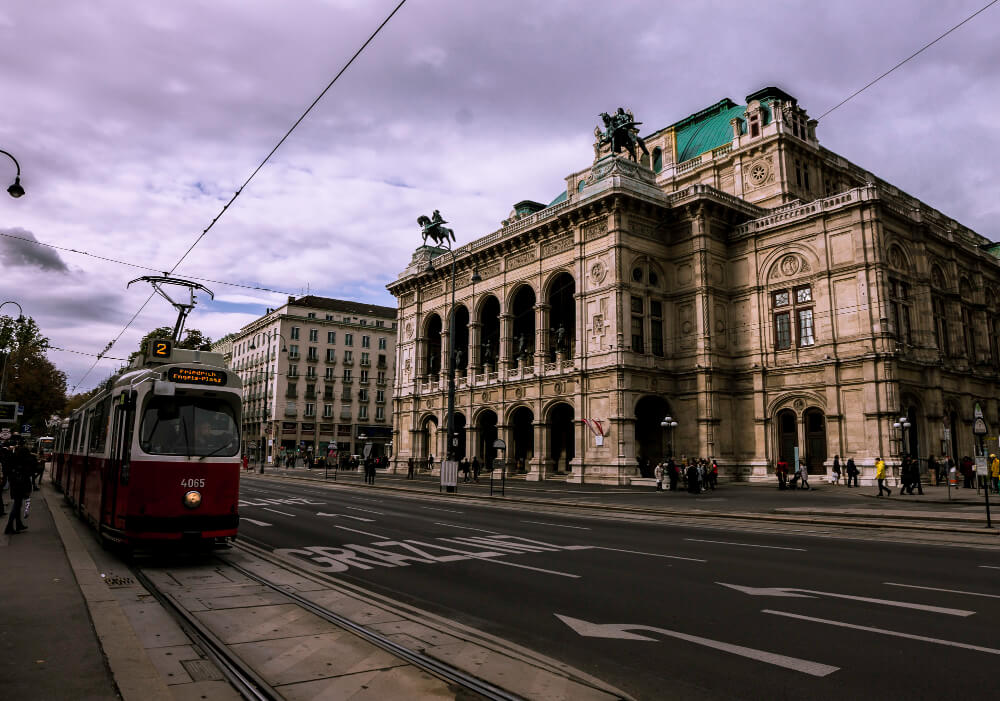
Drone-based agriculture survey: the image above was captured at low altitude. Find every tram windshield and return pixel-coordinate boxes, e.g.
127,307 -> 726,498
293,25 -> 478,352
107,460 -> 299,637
140,396 -> 239,457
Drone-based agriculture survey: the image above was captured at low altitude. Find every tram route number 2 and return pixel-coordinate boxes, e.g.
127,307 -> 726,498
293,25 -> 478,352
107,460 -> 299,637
180,478 -> 206,488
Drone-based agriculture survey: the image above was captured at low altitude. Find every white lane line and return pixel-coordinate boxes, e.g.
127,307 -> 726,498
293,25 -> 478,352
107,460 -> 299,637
597,546 -> 706,563
884,582 -> 1000,600
420,506 -> 463,513
763,609 -> 1000,655
980,565 -> 1000,570
472,557 -> 579,578
342,514 -> 376,522
522,520 -> 591,530
262,508 -> 296,517
241,518 -> 272,527
433,522 -> 502,534
335,525 -> 389,539
685,538 -> 807,552
345,506 -> 384,515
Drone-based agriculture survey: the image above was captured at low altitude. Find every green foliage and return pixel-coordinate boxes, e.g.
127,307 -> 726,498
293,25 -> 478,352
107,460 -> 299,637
0,314 -> 67,431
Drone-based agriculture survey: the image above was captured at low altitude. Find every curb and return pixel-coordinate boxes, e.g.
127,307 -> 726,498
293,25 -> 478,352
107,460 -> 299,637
41,485 -> 174,701
248,472 -> 999,536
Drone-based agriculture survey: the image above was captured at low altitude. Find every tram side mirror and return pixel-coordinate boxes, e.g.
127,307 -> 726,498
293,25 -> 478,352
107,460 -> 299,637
154,380 -> 176,397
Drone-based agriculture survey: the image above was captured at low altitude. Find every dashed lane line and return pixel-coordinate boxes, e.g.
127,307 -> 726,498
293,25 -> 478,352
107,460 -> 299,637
884,582 -> 1000,600
342,514 -> 376,523
596,546 -> 707,563
522,520 -> 591,530
432,522 -> 502,534
979,565 -> 1000,570
763,609 -> 1000,655
471,557 -> 580,578
262,508 -> 296,517
685,538 -> 807,552
335,525 -> 389,538
241,518 -> 272,527
420,506 -> 464,513
345,506 -> 384,515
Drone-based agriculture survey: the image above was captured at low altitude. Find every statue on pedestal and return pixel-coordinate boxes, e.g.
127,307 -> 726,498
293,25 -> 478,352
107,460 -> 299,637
418,209 -> 456,246
595,107 -> 648,162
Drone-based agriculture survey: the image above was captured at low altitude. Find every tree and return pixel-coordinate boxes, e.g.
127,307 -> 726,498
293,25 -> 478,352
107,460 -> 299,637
0,314 -> 67,432
128,326 -> 213,363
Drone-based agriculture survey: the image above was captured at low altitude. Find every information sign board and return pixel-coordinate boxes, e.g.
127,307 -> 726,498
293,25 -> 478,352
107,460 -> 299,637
976,456 -> 988,477
441,460 -> 459,487
0,402 -> 16,424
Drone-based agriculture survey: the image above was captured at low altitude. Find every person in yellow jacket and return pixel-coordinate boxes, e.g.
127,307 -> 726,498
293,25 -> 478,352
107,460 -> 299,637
990,454 -> 999,494
875,457 -> 891,497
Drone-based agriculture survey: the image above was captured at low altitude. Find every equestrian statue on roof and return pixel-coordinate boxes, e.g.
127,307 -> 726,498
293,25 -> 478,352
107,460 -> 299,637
595,107 -> 649,162
418,209 -> 456,247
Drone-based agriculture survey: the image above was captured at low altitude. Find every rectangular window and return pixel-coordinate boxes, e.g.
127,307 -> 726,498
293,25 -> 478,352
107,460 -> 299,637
345,333 -> 353,346
290,327 -> 300,340
306,366 -> 316,378
376,320 -> 385,327
359,405 -> 368,420
344,350 -> 353,363
307,312 -> 316,319
309,329 -> 318,342
360,369 -> 369,383
362,335 -> 370,348
327,331 -> 336,344
376,406 -> 385,421
326,348 -> 335,362
323,404 -> 332,418
326,314 -> 333,321
377,371 -> 386,384
359,388 -> 369,402
774,290 -> 790,307
288,344 -> 300,359
324,367 -> 334,380
631,316 -> 644,354
343,368 -> 352,382
651,300 -> 664,357
288,364 -> 298,378
361,352 -> 370,366
307,346 -> 318,361
378,337 -> 387,350
933,297 -> 950,355
377,353 -> 387,367
376,390 -> 385,403
775,312 -> 792,350
305,403 -> 315,417
797,309 -> 815,346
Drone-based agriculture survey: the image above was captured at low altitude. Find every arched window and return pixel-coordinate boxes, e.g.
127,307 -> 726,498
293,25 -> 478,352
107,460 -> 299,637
652,147 -> 663,174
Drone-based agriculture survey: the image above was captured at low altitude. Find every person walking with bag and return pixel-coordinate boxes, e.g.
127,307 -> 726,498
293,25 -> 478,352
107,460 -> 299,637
876,456 -> 891,497
5,437 -> 35,534
831,455 -> 841,485
654,462 -> 664,491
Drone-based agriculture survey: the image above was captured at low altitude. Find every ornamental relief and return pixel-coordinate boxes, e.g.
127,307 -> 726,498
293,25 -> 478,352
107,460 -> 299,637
582,217 -> 608,241
744,157 -> 774,189
770,253 -> 811,280
506,247 -> 537,270
589,259 -> 608,285
541,234 -> 573,257
886,243 -> 909,272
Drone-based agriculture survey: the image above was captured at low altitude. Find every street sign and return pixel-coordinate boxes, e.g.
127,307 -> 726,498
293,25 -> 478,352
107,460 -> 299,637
974,402 -> 984,419
441,460 -> 458,488
943,428 -> 951,441
0,428 -> 10,440
0,402 -> 14,424
976,456 -> 988,476
21,424 -> 31,435
974,418 -> 988,435
363,442 -> 373,459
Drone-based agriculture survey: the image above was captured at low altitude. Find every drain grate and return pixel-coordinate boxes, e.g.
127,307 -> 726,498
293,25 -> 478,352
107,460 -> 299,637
103,576 -> 135,588
182,658 -> 224,681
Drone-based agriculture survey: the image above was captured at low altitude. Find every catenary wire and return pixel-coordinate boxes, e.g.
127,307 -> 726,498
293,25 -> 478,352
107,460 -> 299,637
69,0 -> 407,392
0,229 -> 296,296
818,0 -> 999,120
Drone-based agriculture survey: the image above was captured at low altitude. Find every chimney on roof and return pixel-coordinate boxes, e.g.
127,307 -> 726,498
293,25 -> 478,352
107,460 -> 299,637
288,296 -> 295,304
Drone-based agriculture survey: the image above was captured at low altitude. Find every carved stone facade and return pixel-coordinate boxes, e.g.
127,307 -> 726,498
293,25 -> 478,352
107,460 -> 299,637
387,87 -> 1000,485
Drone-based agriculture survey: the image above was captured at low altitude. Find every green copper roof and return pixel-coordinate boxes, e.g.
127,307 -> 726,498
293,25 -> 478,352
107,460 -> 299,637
672,97 -> 774,163
548,190 -> 567,206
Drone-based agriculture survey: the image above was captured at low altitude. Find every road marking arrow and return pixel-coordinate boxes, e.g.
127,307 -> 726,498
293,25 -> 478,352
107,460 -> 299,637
718,583 -> 974,617
555,614 -> 839,677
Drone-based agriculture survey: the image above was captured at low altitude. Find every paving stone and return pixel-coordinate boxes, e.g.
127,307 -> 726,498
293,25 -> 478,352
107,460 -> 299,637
368,620 -> 462,647
299,590 -> 402,625
119,601 -> 192,648
275,665 -> 456,701
167,679 -> 244,701
193,603 -> 334,644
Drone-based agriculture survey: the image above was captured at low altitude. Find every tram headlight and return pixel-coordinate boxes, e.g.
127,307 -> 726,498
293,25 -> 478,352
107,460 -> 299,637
183,490 -> 202,509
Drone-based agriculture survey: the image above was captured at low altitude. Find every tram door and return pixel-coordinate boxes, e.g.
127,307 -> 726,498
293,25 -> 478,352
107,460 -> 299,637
102,392 -> 135,530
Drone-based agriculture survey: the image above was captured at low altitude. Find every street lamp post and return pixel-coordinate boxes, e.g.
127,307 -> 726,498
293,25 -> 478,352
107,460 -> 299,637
660,415 -> 678,461
893,415 -> 911,488
0,301 -> 25,401
425,247 -> 460,464
1,149 -> 25,198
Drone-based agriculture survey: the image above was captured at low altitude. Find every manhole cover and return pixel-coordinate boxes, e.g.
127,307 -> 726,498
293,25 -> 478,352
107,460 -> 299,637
104,576 -> 135,588
182,658 -> 224,681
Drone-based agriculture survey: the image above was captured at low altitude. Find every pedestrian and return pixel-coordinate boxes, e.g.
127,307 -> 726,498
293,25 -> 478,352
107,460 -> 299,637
5,437 -> 35,534
776,459 -> 788,490
899,456 -> 911,495
472,456 -> 481,482
911,457 -> 924,495
798,462 -> 810,491
709,459 -> 719,490
928,454 -> 939,486
961,456 -> 974,488
846,457 -> 858,487
667,458 -> 678,491
407,456 -> 415,479
990,454 -> 1000,494
788,461 -> 799,490
832,455 -> 841,485
427,454 -> 435,473
654,461 -> 664,491
686,462 -> 700,494
0,441 -> 11,516
876,456 -> 891,496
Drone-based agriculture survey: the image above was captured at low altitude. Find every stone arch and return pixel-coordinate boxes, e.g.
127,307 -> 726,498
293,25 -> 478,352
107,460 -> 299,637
634,394 -> 673,473
451,304 -> 470,372
544,401 -> 575,473
885,242 -> 912,273
509,284 -> 536,366
474,408 -> 499,468
760,244 -> 820,283
476,294 -> 501,372
505,280 -> 538,310
417,413 -> 439,463
802,407 -> 827,474
931,263 -> 947,290
545,270 -> 576,360
508,405 -> 535,470
766,391 -> 827,418
422,313 -> 443,377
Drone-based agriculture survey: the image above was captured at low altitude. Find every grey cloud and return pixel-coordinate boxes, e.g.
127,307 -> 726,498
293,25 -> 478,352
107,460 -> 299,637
0,227 -> 69,271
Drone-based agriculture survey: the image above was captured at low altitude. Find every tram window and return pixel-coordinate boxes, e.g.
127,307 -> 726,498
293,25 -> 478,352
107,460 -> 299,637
139,396 -> 239,457
90,396 -> 112,453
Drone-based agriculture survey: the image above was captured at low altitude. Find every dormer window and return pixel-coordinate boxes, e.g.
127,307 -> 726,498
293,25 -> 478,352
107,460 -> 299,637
749,113 -> 760,138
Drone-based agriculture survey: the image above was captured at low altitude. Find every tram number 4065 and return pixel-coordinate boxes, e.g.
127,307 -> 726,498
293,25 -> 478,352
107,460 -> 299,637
180,478 -> 206,488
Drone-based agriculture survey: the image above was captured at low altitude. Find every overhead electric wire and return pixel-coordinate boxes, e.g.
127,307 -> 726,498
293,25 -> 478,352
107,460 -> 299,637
69,0 -> 408,392
818,0 -> 999,120
0,229 -> 296,296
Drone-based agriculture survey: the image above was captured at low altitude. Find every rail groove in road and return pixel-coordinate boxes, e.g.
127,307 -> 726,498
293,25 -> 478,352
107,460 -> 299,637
130,565 -> 278,701
221,551 -> 526,701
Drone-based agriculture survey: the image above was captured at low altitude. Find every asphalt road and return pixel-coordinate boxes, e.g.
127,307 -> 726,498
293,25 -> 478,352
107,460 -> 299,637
236,475 -> 1000,700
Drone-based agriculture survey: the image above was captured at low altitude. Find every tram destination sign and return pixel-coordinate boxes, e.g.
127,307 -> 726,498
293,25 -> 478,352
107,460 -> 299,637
0,401 -> 17,424
166,367 -> 227,386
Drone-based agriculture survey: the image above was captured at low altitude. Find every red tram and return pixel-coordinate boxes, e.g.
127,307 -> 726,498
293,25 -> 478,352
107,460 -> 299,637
51,342 -> 241,547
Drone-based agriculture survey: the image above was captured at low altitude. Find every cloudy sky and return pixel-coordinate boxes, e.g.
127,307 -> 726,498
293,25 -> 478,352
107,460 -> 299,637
1,0 -> 997,392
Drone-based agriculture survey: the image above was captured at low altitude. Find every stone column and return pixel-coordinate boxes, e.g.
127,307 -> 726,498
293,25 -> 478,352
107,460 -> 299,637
567,415 -> 586,483
798,413 -> 807,474
466,425 -> 479,460
526,419 -> 548,481
535,303 -> 550,367
468,321 -> 482,377
499,313 -> 513,372
439,329 -> 451,379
